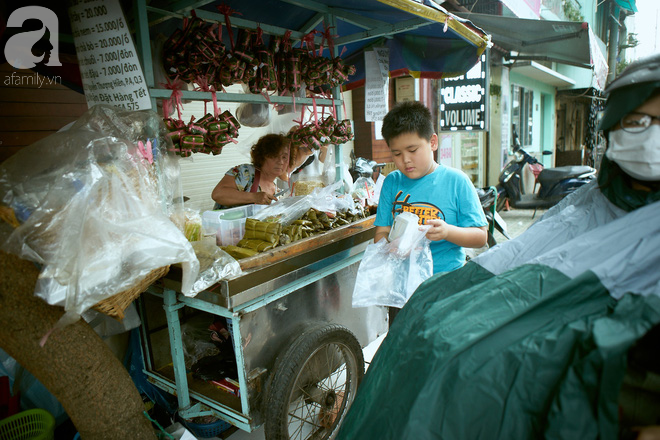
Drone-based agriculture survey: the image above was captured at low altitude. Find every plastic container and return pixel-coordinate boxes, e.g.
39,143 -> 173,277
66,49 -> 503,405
202,204 -> 265,246
0,408 -> 55,440
181,417 -> 232,438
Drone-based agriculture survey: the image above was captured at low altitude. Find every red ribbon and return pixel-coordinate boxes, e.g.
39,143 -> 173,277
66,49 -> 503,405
293,105 -> 306,128
216,4 -> 241,51
160,77 -> 185,121
301,30 -> 318,55
255,26 -> 264,47
194,75 -> 219,117
312,96 -> 319,129
320,24 -> 337,57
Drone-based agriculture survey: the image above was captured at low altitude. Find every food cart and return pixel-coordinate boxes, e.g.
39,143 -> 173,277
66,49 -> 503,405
125,1 -> 490,438
140,214 -> 383,438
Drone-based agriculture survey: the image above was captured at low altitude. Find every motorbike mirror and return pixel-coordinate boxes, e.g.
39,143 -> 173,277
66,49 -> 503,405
542,150 -> 553,155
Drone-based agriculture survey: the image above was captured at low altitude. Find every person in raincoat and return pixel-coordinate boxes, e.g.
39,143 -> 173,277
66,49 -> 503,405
337,53 -> 660,440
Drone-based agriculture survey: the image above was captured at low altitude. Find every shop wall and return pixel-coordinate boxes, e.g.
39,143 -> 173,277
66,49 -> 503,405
352,78 -> 435,167
486,64 -> 507,186
508,71 -> 557,158
0,63 -> 87,164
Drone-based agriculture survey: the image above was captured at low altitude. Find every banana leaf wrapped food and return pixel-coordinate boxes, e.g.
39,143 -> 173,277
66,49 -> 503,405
243,218 -> 282,243
236,238 -> 277,252
221,245 -> 258,260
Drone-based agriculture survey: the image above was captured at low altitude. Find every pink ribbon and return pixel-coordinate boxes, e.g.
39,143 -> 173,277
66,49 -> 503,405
194,75 -> 219,117
160,77 -> 185,121
137,140 -> 154,164
302,30 -> 318,55
217,4 -> 241,51
320,24 -> 337,57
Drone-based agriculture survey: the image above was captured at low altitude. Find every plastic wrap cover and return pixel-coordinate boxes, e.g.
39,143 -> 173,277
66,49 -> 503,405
338,262 -> 660,439
0,105 -> 199,327
474,181 -> 660,299
189,239 -> 241,296
338,183 -> 660,439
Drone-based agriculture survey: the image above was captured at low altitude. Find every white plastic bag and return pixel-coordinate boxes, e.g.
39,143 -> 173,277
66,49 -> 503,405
0,105 -> 199,329
352,215 -> 433,308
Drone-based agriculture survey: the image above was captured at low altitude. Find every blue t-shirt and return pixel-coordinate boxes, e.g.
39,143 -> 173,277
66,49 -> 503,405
375,165 -> 487,274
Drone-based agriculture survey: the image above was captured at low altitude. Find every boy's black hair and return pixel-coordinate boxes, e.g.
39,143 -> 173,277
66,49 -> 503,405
381,101 -> 434,145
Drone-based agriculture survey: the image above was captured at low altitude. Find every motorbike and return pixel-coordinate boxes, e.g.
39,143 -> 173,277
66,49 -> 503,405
349,153 -> 386,182
477,186 -> 510,247
496,142 -> 596,212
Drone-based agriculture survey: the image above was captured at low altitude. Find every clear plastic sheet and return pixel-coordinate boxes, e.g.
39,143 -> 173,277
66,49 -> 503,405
0,105 -> 200,328
252,181 -> 349,225
351,176 -> 376,205
251,195 -> 314,225
189,238 -> 242,296
352,216 -> 433,308
236,102 -> 272,127
180,314 -> 221,370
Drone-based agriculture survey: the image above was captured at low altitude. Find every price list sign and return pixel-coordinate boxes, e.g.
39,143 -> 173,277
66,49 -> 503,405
364,48 -> 389,122
68,0 -> 151,110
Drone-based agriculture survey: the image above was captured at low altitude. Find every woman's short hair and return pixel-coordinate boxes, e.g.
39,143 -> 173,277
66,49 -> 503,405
250,134 -> 294,169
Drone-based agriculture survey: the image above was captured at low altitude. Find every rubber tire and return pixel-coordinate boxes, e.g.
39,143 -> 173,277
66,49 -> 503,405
264,324 -> 364,440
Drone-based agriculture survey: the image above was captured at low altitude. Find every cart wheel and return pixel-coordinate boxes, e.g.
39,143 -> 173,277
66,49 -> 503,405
264,324 -> 364,440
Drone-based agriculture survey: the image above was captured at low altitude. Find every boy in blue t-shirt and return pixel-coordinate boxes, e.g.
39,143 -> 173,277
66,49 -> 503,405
374,101 -> 488,275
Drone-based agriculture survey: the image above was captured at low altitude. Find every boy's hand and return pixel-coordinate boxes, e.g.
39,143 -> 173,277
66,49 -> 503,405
425,219 -> 452,241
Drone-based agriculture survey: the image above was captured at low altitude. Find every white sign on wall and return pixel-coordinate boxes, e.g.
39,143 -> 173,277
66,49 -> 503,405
68,0 -> 151,110
440,53 -> 488,131
365,47 -> 389,122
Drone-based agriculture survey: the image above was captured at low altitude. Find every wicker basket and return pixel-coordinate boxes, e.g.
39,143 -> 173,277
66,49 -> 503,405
93,265 -> 170,320
1,204 -> 170,321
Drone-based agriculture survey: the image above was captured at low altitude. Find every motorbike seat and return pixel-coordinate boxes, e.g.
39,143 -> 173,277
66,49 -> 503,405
538,166 -> 594,186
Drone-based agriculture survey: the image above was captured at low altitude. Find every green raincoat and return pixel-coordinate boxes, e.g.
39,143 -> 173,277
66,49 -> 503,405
338,181 -> 660,439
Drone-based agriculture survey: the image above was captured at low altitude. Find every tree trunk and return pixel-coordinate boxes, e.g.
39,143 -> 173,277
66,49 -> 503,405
0,236 -> 156,439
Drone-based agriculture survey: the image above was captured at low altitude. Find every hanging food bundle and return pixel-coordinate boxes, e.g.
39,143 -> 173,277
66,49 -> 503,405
163,13 -> 226,86
162,9 -> 356,95
164,110 -> 241,157
286,115 -> 353,151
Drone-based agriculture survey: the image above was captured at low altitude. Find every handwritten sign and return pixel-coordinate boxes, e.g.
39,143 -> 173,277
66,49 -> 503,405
365,48 -> 389,122
68,0 -> 151,110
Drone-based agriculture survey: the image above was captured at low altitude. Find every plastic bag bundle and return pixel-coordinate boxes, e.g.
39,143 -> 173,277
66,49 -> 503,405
352,214 -> 433,308
251,195 -> 313,226
0,105 -> 200,328
236,102 -> 271,127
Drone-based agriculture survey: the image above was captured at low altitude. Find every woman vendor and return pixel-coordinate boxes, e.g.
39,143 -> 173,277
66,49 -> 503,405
211,133 -> 312,209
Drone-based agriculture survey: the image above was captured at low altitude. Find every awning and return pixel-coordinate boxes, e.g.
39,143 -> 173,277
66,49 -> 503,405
1,1 -> 490,93
457,12 -> 608,89
615,0 -> 637,13
510,61 -> 576,87
144,0 -> 491,90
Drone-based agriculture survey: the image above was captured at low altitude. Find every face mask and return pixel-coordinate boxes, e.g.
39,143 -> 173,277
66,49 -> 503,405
606,124 -> 660,181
